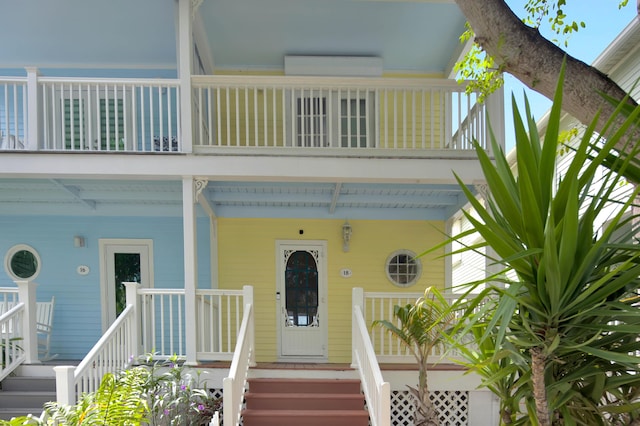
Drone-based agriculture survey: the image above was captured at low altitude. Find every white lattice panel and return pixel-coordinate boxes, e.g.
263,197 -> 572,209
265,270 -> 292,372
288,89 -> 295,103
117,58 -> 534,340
390,390 -> 469,426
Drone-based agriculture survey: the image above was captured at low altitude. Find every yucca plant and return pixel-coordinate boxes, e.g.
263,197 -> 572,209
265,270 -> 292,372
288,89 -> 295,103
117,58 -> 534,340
373,286 -> 455,426
443,62 -> 640,425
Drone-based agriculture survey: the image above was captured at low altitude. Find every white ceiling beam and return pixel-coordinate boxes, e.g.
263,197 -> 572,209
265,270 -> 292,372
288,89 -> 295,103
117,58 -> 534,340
49,179 -> 96,210
329,182 -> 343,214
445,36 -> 473,79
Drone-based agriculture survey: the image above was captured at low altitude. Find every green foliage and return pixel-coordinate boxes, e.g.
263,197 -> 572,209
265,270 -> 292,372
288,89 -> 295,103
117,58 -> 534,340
373,286 -> 455,426
456,0 -> 630,100
454,24 -> 504,103
442,63 -> 640,424
0,354 -> 220,426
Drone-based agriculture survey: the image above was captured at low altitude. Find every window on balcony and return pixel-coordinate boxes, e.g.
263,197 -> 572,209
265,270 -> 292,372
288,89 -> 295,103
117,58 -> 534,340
63,97 -> 126,150
289,91 -> 375,148
296,97 -> 327,147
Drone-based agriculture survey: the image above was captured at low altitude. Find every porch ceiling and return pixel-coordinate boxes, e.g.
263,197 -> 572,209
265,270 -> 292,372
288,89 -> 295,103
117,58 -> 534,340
0,0 -> 466,75
0,178 -> 472,220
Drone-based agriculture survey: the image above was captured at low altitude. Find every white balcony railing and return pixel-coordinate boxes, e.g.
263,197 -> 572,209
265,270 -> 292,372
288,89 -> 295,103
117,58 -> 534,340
192,75 -> 502,155
1,70 -> 503,155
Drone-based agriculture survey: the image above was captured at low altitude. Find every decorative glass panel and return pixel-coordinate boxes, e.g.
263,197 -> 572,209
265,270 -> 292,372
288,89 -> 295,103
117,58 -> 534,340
284,251 -> 319,326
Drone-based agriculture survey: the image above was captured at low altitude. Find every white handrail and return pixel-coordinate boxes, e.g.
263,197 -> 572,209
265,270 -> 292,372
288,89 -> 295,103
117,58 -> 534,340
0,304 -> 26,382
223,301 -> 255,426
353,303 -> 391,426
55,304 -> 135,404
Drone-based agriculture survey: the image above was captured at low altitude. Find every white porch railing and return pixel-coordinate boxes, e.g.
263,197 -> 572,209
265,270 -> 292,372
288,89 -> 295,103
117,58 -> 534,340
54,304 -> 136,405
0,287 -> 19,312
0,282 -> 40,381
352,288 -> 391,426
54,283 -> 253,405
192,75 -> 503,155
363,290 -> 475,363
222,286 -> 255,426
134,287 -> 247,360
0,304 -> 26,382
54,282 -> 140,405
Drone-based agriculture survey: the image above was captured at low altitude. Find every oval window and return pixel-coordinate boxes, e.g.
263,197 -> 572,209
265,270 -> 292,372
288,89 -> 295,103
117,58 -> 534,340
4,244 -> 41,281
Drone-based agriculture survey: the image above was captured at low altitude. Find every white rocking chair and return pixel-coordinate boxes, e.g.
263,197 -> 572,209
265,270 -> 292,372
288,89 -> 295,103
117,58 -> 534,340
36,296 -> 57,361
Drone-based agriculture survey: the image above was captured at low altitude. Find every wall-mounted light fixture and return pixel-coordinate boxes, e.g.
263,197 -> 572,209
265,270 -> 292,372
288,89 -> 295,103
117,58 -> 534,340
342,221 -> 352,252
74,236 -> 86,248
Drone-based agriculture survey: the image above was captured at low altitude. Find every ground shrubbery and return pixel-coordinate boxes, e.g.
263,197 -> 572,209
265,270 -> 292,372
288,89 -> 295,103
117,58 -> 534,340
0,354 -> 221,426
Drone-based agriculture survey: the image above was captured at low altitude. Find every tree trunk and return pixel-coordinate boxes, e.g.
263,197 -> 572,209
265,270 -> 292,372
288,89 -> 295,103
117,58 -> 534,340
530,347 -> 551,426
410,363 -> 439,426
454,0 -> 637,144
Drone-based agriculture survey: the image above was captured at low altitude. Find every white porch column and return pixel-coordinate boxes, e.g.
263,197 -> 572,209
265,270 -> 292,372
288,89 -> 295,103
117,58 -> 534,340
16,280 -> 39,364
183,177 -> 198,364
177,0 -> 193,153
124,282 -> 140,359
25,67 -> 40,151
351,287 -> 364,368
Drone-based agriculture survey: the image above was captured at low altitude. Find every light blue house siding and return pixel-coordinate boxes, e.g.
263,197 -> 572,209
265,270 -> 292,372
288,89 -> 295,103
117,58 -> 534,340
0,215 -> 211,359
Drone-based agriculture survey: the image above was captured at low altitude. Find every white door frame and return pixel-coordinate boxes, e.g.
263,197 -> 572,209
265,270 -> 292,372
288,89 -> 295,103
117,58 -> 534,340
276,240 -> 328,361
98,238 -> 154,332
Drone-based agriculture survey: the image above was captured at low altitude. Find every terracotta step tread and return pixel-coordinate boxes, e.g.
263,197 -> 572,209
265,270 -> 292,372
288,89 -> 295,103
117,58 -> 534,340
242,409 -> 369,417
248,378 -> 362,394
245,392 -> 364,399
242,409 -> 369,426
248,378 -> 361,384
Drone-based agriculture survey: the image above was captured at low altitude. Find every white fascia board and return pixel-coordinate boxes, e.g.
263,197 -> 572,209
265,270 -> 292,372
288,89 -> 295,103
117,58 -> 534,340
0,154 -> 485,185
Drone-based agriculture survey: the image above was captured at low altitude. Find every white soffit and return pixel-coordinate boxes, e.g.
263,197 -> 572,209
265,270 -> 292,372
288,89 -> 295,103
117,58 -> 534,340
284,56 -> 383,77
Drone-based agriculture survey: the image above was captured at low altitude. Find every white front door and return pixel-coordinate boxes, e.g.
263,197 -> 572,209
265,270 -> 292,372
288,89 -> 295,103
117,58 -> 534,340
277,241 -> 327,360
99,239 -> 153,332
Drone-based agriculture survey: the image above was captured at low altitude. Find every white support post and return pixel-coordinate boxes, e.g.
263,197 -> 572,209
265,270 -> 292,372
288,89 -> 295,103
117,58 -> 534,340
124,282 -> 140,359
54,366 -> 76,406
223,376 -> 234,426
177,0 -> 193,153
351,287 -> 364,368
25,67 -> 39,151
485,86 -> 505,154
16,280 -> 39,364
183,177 -> 198,364
243,285 -> 256,367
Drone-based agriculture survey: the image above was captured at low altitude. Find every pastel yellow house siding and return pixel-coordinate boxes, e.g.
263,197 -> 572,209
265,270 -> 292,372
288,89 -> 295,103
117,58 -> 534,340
216,218 -> 446,363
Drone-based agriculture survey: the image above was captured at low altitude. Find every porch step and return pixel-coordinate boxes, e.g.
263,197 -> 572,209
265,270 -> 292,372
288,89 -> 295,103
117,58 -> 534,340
242,378 -> 368,426
0,376 -> 56,421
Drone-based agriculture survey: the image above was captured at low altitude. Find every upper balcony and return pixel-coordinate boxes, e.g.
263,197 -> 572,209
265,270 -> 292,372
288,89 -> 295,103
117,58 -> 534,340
0,70 -> 504,158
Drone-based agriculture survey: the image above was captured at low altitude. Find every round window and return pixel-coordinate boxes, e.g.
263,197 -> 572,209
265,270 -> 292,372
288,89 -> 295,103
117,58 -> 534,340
385,250 -> 421,288
4,244 -> 41,281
